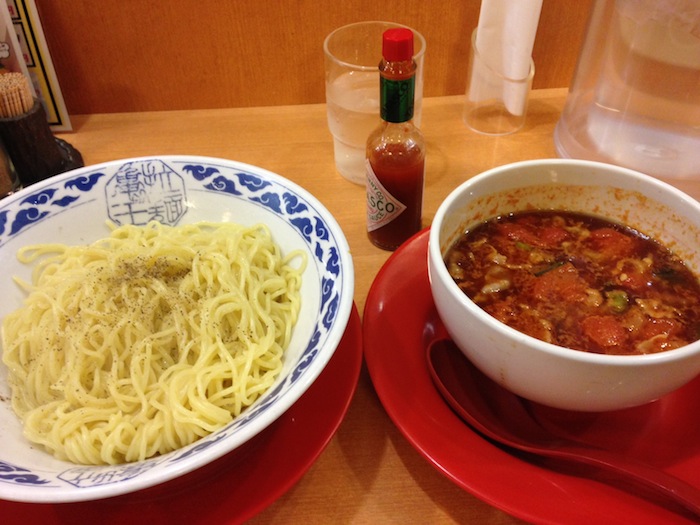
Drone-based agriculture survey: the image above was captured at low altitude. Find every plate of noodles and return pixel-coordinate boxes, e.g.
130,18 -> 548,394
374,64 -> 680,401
0,155 -> 354,502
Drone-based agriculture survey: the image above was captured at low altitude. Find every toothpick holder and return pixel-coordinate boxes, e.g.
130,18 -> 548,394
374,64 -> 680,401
0,99 -> 83,187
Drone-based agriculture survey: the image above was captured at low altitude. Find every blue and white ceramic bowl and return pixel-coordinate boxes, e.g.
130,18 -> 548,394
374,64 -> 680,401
0,156 -> 354,502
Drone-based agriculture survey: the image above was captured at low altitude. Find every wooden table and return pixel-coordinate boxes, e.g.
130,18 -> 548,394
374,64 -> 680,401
53,89 -> 698,524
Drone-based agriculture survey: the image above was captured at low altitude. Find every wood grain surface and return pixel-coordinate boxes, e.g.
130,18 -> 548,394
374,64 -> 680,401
35,0 -> 593,114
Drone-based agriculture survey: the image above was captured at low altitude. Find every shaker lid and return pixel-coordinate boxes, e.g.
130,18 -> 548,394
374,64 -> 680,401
382,28 -> 414,61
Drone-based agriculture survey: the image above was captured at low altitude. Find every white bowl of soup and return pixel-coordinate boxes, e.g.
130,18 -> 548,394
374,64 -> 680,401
428,159 -> 700,412
0,156 -> 354,502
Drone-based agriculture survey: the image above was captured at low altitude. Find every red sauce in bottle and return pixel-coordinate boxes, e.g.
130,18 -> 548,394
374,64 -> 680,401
366,28 -> 425,251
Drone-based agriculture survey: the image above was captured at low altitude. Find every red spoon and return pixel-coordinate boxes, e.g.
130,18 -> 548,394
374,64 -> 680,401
426,338 -> 700,519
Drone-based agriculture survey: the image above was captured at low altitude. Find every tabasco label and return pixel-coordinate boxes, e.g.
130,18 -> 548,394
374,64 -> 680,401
366,159 -> 406,232
381,76 -> 414,123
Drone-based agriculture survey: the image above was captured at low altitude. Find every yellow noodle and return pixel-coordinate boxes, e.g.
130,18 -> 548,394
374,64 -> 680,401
1,221 -> 305,465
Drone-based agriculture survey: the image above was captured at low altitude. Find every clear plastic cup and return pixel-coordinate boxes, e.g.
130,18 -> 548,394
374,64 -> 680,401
463,29 -> 534,136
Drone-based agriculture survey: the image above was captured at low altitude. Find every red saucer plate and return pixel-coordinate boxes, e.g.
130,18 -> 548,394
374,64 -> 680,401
363,229 -> 700,524
0,305 -> 362,524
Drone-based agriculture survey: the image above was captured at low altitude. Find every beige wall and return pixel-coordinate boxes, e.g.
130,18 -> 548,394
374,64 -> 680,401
34,0 -> 593,114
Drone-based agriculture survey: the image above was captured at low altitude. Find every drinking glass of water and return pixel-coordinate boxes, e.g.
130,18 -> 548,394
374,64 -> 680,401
324,21 -> 425,185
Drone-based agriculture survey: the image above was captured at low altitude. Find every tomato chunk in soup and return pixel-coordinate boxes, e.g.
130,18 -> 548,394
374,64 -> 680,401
444,210 -> 700,355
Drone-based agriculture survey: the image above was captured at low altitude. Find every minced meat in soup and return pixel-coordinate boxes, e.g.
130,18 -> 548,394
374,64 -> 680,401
445,210 -> 700,355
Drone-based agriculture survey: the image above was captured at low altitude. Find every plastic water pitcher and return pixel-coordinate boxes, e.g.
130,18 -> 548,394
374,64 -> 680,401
554,0 -> 700,179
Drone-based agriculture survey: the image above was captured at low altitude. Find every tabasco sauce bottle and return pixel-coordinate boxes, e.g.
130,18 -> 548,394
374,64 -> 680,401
365,27 -> 425,251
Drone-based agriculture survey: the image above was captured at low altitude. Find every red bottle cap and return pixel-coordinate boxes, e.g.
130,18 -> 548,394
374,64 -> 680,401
382,28 -> 414,62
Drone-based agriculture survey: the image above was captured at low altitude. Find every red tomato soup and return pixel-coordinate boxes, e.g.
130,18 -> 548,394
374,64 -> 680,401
445,210 -> 700,355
